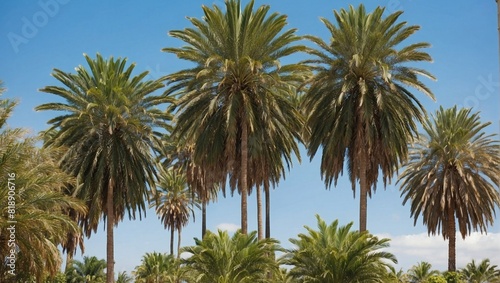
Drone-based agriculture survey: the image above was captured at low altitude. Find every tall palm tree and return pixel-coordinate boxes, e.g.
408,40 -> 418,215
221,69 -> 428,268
285,215 -> 397,282
149,166 -> 199,257
164,0 -> 309,234
461,259 -> 500,283
399,106 -> 500,271
65,256 -> 107,283
182,230 -> 280,283
36,53 -> 171,282
134,252 -> 183,283
406,261 -> 440,283
302,4 -> 436,232
0,88 -> 86,282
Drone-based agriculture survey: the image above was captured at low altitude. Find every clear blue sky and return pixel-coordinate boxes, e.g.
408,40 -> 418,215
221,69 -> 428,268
1,0 -> 499,275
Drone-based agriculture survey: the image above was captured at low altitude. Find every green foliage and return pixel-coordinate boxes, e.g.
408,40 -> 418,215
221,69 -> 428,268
443,271 -> 464,283
134,252 -> 184,283
426,275 -> 447,283
460,259 -> 500,283
407,261 -> 441,283
182,230 -> 280,283
0,83 -> 86,282
285,215 -> 397,282
65,256 -> 106,283
44,272 -> 66,283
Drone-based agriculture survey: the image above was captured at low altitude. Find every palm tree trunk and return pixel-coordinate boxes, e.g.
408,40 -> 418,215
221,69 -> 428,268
257,184 -> 263,240
265,182 -> 271,239
177,228 -> 182,259
240,119 -> 249,235
447,206 -> 456,271
202,201 -> 207,238
65,252 -> 73,273
106,178 -> 115,283
170,228 -> 174,256
359,150 -> 368,232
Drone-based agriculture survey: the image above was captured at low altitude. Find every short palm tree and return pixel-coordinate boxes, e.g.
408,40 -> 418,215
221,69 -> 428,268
149,166 -> 199,257
406,261 -> 440,283
182,230 -> 281,283
164,0 -> 309,234
133,252 -> 183,283
399,106 -> 500,271
461,259 -> 500,283
285,215 -> 397,282
301,4 -> 436,232
36,53 -> 171,282
65,256 -> 107,283
157,134 -> 219,238
116,272 -> 133,283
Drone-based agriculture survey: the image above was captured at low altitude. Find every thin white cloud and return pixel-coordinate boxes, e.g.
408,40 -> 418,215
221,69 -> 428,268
376,232 -> 500,272
216,223 -> 240,233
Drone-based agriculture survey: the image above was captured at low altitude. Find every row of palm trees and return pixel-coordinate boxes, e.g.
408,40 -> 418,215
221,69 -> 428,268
1,0 -> 499,281
61,227 -> 500,283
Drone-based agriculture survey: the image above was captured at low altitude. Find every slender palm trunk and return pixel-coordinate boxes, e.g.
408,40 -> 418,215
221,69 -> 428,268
106,179 -> 115,283
65,252 -> 73,273
256,184 -> 263,240
447,206 -> 456,271
202,201 -> 207,238
177,228 -> 182,259
170,228 -> 174,256
497,0 -> 500,87
240,119 -> 249,234
265,182 -> 271,239
359,141 -> 368,232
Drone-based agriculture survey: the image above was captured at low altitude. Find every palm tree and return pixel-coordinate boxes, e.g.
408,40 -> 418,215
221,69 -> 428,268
36,53 -> 171,282
116,272 -> 133,283
399,106 -> 500,271
65,256 -> 106,283
406,262 -> 440,283
164,0 -> 309,234
133,252 -> 184,283
157,134 -> 219,238
285,215 -> 397,282
386,266 -> 409,283
461,259 -> 500,283
182,230 -> 280,283
301,4 -> 436,232
149,166 -> 199,257
0,87 -> 86,282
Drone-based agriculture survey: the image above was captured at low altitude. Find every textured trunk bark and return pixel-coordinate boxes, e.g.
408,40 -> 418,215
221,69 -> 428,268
177,228 -> 182,259
265,183 -> 271,239
106,179 -> 115,283
170,227 -> 174,256
202,201 -> 207,238
359,150 -> 368,232
447,206 -> 456,271
257,184 -> 263,240
240,119 -> 248,234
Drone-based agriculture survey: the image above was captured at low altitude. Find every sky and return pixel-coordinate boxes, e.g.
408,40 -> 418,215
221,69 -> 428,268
1,0 -> 499,276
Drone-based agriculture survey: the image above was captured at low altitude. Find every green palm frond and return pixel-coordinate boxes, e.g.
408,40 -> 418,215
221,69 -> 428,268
285,215 -> 397,283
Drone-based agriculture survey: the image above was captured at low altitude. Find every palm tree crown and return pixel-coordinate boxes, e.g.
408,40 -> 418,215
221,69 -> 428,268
399,106 -> 500,271
302,4 -> 436,231
37,53 -> 171,282
285,215 -> 397,282
164,0 -> 309,234
182,230 -> 281,283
